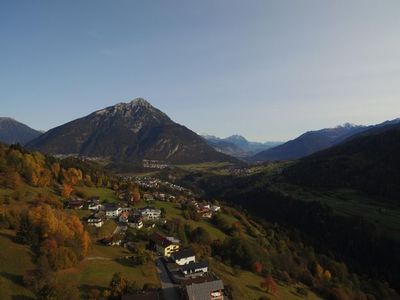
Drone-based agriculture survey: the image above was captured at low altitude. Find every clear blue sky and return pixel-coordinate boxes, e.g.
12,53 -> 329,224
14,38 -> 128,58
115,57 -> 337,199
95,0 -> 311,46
1,1 -> 400,141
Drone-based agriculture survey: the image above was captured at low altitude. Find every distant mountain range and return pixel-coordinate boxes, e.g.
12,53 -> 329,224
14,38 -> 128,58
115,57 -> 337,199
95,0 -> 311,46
284,121 -> 400,201
252,119 -> 400,161
0,117 -> 42,145
27,98 -> 237,167
202,134 -> 282,158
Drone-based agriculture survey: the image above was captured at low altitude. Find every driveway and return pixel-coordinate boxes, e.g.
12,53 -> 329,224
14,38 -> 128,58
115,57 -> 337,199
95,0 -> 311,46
156,257 -> 180,300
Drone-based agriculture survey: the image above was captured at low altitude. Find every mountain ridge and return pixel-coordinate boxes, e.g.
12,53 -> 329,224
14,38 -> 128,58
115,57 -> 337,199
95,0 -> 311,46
27,98 -> 237,167
202,134 -> 282,158
0,117 -> 42,145
252,120 -> 400,161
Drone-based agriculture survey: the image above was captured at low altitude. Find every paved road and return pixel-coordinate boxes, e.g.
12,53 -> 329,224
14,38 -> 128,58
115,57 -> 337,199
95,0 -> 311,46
112,223 -> 127,235
85,256 -> 112,261
156,257 -> 180,300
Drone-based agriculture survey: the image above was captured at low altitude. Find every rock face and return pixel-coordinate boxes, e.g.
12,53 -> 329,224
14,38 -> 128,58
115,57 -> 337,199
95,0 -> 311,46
0,117 -> 42,145
27,98 -> 236,165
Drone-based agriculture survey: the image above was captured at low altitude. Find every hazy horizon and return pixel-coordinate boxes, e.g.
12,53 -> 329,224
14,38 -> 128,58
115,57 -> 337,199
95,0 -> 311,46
2,1 -> 400,141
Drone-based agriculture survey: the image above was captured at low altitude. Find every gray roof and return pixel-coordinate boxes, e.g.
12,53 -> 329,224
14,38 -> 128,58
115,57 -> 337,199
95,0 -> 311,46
103,203 -> 120,211
181,261 -> 208,272
171,248 -> 195,260
185,280 -> 224,300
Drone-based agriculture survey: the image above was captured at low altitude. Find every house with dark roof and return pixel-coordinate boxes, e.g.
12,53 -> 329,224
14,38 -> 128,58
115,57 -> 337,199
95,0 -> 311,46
67,199 -> 84,209
171,248 -> 196,265
184,279 -> 224,300
180,261 -> 208,277
103,203 -> 122,218
87,215 -> 104,228
150,233 -> 180,257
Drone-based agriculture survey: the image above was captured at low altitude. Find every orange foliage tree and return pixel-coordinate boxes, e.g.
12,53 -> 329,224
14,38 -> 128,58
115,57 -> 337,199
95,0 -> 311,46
261,275 -> 278,297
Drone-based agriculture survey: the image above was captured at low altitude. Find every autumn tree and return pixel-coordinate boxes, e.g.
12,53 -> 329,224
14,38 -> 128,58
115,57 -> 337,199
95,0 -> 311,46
129,184 -> 141,205
109,272 -> 129,297
18,204 -> 91,271
61,183 -> 73,198
261,275 -> 278,297
254,261 -> 263,274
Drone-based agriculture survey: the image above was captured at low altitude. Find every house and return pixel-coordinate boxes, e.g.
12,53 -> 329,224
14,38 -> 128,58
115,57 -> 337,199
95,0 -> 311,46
143,193 -> 155,201
140,207 -> 161,221
150,233 -> 180,257
171,249 -> 196,266
68,199 -> 84,209
119,211 -> 129,223
180,261 -> 209,277
210,205 -> 221,212
202,211 -> 213,219
184,280 -> 224,300
104,203 -> 122,218
128,215 -> 143,229
88,199 -> 102,210
154,192 -> 166,201
87,216 -> 104,228
101,234 -> 123,246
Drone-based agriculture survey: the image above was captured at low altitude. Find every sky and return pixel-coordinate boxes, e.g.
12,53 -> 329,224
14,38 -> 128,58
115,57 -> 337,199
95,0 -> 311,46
1,0 -> 400,141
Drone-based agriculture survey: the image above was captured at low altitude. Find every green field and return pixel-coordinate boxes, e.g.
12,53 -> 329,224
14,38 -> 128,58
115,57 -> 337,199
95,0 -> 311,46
74,186 -> 119,202
176,162 -> 235,175
60,243 -> 159,295
0,230 -> 35,300
140,200 -> 232,240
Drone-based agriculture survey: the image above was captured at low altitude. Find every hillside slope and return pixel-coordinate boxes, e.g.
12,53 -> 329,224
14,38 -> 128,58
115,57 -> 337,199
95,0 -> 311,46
284,123 -> 400,201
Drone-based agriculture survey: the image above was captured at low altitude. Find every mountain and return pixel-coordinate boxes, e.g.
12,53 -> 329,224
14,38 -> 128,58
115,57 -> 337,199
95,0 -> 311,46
27,98 -> 237,166
201,135 -> 247,157
202,134 -> 282,158
252,123 -> 367,161
0,117 -> 42,145
284,122 -> 400,201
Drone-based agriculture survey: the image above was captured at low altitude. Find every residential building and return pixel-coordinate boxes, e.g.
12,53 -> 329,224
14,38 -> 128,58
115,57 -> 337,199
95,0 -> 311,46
210,205 -> 221,212
181,261 -> 209,277
171,249 -> 196,266
104,203 -> 122,218
128,215 -> 144,229
143,193 -> 155,201
68,199 -> 84,209
87,216 -> 104,228
88,198 -> 102,210
119,211 -> 129,223
184,280 -> 224,300
141,207 -> 161,221
150,233 -> 180,257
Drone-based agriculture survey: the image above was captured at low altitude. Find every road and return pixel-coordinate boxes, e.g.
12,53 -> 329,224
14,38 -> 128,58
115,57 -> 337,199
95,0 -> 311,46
156,257 -> 180,300
112,223 -> 127,235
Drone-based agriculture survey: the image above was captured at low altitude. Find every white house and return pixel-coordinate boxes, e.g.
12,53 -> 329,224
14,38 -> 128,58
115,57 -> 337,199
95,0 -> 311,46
180,261 -> 208,276
104,204 -> 122,218
211,205 -> 221,212
87,216 -> 104,228
88,200 -> 102,210
143,193 -> 155,201
171,249 -> 196,265
140,208 -> 161,220
128,216 -> 143,229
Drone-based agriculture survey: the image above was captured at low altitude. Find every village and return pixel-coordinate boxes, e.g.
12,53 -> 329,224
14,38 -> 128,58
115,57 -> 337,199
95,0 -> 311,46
65,177 -> 225,300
